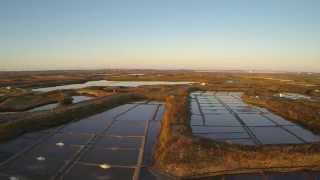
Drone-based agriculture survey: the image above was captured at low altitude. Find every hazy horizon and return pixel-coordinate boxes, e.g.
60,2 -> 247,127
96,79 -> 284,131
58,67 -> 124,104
1,0 -> 320,72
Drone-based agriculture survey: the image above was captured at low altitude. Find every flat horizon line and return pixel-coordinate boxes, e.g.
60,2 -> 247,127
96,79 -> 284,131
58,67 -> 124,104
0,68 -> 318,74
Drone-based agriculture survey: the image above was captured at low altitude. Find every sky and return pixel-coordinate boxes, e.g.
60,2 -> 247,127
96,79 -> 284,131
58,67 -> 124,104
0,0 -> 320,72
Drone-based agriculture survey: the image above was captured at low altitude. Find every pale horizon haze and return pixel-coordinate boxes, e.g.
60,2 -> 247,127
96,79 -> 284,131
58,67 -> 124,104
1,0 -> 320,72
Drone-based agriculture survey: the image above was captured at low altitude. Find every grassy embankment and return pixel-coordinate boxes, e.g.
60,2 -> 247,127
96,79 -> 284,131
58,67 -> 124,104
154,87 -> 320,178
0,93 -> 144,142
0,91 -> 71,112
75,87 -> 115,97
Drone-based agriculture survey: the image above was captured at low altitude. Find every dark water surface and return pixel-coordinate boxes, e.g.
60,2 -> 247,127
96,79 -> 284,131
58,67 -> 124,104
190,91 -> 320,145
0,101 -> 164,180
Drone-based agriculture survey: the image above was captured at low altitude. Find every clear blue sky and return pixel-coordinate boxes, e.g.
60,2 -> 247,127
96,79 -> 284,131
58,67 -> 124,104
1,0 -> 319,72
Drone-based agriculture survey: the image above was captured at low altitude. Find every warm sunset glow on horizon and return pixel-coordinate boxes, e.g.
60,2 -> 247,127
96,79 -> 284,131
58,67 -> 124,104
1,0 -> 319,72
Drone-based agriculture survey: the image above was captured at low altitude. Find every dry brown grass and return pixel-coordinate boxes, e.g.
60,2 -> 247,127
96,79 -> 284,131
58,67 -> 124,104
153,87 -> 320,178
0,91 -> 68,112
242,92 -> 320,133
76,88 -> 114,97
1,71 -> 320,177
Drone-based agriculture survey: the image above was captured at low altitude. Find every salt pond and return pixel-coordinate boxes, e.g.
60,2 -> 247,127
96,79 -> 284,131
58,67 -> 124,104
27,103 -> 59,112
33,80 -> 193,92
190,91 -> 320,145
0,101 -> 164,179
6,96 -> 93,113
72,96 -> 93,104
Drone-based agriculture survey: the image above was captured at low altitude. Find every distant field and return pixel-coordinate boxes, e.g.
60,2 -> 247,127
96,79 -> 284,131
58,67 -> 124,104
0,70 -> 319,178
